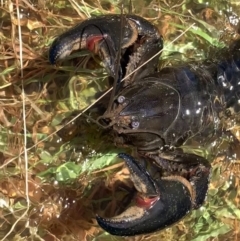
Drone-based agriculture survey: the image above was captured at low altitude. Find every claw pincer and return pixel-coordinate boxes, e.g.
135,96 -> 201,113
49,14 -> 163,82
49,14 -> 240,236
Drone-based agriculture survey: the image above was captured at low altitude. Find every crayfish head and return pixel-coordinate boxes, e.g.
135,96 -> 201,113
109,77 -> 182,151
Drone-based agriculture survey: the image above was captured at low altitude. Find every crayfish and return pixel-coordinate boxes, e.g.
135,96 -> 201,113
49,14 -> 240,236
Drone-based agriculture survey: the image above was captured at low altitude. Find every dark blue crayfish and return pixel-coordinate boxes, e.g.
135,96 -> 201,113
49,14 -> 240,236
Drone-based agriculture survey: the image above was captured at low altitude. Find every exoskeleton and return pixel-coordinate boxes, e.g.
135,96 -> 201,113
49,14 -> 240,236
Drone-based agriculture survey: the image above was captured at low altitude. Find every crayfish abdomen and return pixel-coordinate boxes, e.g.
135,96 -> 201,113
49,14 -> 240,236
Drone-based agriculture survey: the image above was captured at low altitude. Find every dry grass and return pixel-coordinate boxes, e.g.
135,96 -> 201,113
0,0 -> 240,240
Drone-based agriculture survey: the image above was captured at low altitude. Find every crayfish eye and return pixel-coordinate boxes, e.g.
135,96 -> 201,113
117,95 -> 125,103
131,121 -> 140,129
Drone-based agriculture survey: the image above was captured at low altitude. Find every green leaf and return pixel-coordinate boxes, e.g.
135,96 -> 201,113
55,162 -> 82,182
13,199 -> 27,210
37,162 -> 82,183
169,22 -> 225,48
192,222 -> 231,241
39,150 -> 53,164
225,201 -> 240,219
37,167 -> 57,179
82,151 -> 120,173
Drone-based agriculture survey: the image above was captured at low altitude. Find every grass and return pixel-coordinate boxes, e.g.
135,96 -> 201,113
0,0 -> 240,240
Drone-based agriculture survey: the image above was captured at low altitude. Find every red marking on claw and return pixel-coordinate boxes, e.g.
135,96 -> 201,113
135,195 -> 159,208
86,36 -> 104,52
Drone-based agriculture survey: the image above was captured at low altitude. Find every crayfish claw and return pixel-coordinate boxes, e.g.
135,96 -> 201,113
49,14 -> 162,82
96,153 -> 194,236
